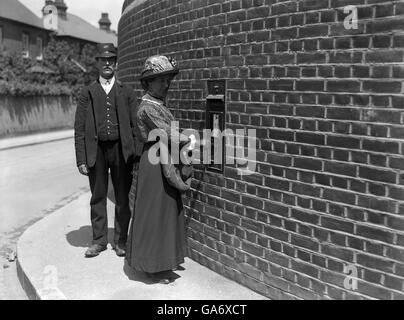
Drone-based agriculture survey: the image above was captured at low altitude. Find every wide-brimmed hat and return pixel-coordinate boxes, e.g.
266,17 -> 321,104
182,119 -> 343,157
95,43 -> 117,59
138,55 -> 179,81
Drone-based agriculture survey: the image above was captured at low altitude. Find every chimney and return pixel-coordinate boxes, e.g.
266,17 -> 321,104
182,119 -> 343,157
42,0 -> 54,16
54,0 -> 68,19
98,13 -> 111,32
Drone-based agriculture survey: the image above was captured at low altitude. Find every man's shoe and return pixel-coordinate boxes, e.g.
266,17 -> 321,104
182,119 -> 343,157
85,244 -> 107,258
113,244 -> 126,257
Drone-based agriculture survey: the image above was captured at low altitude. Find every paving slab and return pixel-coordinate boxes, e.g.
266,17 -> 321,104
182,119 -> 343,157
17,192 -> 267,300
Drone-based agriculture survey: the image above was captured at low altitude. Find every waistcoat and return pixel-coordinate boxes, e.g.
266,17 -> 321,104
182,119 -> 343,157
98,83 -> 119,141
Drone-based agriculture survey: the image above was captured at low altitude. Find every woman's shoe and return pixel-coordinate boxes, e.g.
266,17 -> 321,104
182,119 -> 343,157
172,265 -> 185,271
146,271 -> 172,284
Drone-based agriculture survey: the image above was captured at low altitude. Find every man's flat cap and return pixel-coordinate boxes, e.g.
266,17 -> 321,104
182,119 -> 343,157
95,43 -> 117,59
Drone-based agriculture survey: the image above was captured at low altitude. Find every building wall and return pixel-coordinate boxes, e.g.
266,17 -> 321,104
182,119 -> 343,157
56,36 -> 96,52
0,18 -> 49,59
118,0 -> 404,300
0,95 -> 75,137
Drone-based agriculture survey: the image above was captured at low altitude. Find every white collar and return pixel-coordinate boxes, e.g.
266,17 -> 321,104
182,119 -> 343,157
99,76 -> 115,86
143,93 -> 164,105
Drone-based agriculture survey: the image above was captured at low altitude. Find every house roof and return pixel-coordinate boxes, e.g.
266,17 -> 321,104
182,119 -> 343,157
0,0 -> 117,46
56,13 -> 117,46
0,0 -> 44,29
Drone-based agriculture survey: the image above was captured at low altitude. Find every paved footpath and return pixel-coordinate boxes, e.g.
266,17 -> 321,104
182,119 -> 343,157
17,193 -> 267,300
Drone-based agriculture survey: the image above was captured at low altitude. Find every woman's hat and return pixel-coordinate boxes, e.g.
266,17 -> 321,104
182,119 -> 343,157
138,55 -> 179,81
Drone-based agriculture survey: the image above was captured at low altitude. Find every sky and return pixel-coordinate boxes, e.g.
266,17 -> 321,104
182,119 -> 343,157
19,0 -> 125,31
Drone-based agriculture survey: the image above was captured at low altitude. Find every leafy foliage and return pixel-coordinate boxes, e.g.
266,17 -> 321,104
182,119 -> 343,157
0,36 -> 98,99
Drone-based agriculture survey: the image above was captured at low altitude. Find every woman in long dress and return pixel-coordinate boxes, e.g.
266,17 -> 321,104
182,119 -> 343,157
126,55 -> 190,284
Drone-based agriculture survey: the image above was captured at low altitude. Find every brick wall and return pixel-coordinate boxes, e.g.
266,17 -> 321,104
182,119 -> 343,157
118,0 -> 404,299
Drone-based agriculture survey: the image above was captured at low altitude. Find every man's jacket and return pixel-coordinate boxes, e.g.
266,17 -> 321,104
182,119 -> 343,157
74,79 -> 136,168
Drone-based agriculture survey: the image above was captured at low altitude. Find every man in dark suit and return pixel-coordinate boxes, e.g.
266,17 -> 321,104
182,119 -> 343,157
74,43 -> 136,258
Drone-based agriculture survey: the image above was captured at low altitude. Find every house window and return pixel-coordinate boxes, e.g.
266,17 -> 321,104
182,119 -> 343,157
0,26 -> 3,50
37,37 -> 43,60
22,32 -> 30,58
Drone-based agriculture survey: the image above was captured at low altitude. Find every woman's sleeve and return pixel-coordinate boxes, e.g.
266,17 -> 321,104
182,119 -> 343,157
141,103 -> 190,144
142,104 -> 172,136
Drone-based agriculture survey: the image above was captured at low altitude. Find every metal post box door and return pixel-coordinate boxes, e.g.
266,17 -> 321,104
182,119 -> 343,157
206,80 -> 226,173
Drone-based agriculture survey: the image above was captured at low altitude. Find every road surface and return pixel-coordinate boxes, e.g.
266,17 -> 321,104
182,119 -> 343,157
0,138 -> 89,299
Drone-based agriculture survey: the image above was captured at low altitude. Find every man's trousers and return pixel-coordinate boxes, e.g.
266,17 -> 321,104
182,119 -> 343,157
88,140 -> 132,247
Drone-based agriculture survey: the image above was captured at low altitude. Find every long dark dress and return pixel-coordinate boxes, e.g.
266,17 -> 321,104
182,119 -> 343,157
126,93 -> 186,273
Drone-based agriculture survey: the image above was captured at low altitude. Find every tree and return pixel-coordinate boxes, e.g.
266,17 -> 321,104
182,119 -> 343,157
0,35 -> 98,99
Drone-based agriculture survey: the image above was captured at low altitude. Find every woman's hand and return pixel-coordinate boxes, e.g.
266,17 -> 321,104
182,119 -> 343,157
78,164 -> 89,176
187,134 -> 196,151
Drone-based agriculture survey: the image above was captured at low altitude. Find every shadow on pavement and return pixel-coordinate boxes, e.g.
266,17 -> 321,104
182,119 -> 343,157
123,260 -> 182,285
65,175 -> 116,248
66,226 -> 114,248
123,260 -> 154,285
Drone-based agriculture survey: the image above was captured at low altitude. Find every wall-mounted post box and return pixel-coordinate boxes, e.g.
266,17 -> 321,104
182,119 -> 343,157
205,79 -> 226,173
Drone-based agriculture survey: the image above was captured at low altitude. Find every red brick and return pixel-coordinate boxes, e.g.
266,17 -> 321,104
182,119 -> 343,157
271,53 -> 295,65
247,30 -> 269,42
386,216 -> 404,231
358,281 -> 392,300
362,139 -> 399,154
264,225 -> 289,242
271,2 -> 297,15
291,260 -> 319,278
323,188 -> 356,205
331,0 -> 364,7
226,33 -> 247,44
294,157 -> 322,171
269,80 -> 294,91
245,79 -> 267,90
264,250 -> 289,267
356,225 -> 395,245
367,50 -> 403,63
393,34 -> 404,48
367,17 -> 404,33
353,36 -> 370,48
296,132 -> 325,145
328,80 -> 360,92
322,216 -> 354,234
247,6 -> 269,19
327,135 -> 360,148
288,283 -> 319,300
291,233 -> 320,251
296,80 -> 324,91
297,52 -> 326,64
363,81 -> 402,93
359,167 -> 396,184
241,241 -> 264,257
291,209 -> 319,224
